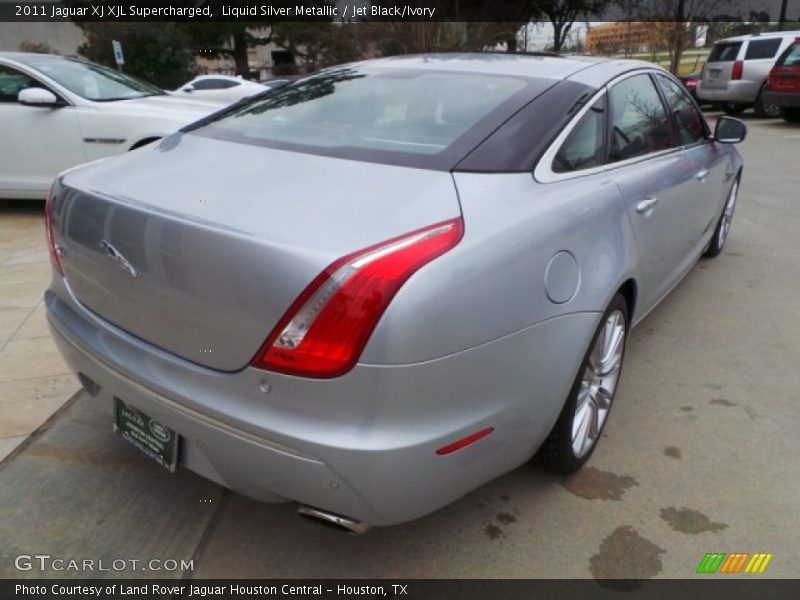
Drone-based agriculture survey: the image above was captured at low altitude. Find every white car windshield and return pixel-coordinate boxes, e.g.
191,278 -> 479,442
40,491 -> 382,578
18,56 -> 163,101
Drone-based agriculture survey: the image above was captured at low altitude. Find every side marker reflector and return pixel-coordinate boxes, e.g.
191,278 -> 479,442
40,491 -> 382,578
436,427 -> 494,456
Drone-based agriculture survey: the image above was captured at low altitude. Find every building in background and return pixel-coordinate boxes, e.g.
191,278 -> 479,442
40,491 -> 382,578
586,22 -> 653,55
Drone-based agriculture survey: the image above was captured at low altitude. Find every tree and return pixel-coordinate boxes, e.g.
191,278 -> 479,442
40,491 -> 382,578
536,0 -> 613,52
19,41 -> 52,54
179,23 -> 273,78
269,22 -> 369,72
76,23 -> 196,88
636,0 -> 735,75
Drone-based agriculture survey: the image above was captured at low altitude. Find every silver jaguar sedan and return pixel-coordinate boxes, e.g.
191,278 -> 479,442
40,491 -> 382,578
44,53 -> 745,531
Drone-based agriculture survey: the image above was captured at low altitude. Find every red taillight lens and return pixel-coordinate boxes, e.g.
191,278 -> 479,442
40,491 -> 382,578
251,218 -> 464,378
45,187 -> 63,275
731,60 -> 743,80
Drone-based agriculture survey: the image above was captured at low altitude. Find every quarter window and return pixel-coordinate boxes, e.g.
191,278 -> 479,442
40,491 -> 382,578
745,38 -> 782,60
0,65 -> 37,103
552,96 -> 606,173
608,74 -> 674,162
655,74 -> 706,146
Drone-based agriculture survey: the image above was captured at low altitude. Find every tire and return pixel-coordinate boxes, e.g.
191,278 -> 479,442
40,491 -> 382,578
754,89 -> 781,118
540,294 -> 629,474
704,176 -> 740,259
781,107 -> 800,123
723,102 -> 746,116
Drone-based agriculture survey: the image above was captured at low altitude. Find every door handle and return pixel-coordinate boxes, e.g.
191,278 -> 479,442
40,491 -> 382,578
695,168 -> 709,181
636,197 -> 659,216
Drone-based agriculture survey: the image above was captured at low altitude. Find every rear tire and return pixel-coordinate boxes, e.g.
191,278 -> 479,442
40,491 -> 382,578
781,107 -> 800,123
754,88 -> 780,118
540,294 -> 629,474
704,176 -> 740,259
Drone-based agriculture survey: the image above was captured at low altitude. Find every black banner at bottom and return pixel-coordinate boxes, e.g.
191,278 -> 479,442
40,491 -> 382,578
3,579 -> 800,600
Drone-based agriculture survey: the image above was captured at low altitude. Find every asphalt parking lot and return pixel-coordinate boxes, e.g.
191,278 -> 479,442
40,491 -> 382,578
0,113 -> 798,580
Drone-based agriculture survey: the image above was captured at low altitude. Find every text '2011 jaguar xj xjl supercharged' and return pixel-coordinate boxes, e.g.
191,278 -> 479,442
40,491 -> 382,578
45,53 -> 745,532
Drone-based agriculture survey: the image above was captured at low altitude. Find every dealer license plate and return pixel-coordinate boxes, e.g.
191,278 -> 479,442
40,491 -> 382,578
114,397 -> 178,472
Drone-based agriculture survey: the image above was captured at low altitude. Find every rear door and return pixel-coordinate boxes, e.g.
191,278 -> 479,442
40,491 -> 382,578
654,73 -> 729,241
703,41 -> 743,90
603,73 -> 698,312
742,37 -> 785,86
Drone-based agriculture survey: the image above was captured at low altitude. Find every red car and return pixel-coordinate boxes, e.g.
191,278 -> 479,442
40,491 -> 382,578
764,39 -> 800,123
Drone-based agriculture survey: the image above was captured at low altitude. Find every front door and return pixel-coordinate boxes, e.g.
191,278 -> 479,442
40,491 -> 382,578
0,64 -> 85,197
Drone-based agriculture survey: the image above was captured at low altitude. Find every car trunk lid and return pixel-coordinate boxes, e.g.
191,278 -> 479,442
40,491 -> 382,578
53,134 -> 461,371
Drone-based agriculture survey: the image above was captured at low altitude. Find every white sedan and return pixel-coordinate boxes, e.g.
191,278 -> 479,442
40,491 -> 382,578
0,52 -> 220,200
173,74 -> 269,104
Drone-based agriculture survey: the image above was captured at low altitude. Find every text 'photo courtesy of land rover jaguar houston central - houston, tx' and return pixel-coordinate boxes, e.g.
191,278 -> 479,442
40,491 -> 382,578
44,53 -> 745,532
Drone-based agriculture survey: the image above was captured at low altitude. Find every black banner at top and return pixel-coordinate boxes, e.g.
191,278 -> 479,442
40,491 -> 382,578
2,0 -> 799,22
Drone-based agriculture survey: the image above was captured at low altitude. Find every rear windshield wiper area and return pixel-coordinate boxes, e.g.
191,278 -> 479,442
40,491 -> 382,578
180,81 -> 290,134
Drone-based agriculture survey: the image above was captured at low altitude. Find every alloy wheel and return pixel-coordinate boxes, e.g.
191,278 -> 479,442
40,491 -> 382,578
571,310 -> 626,459
718,179 -> 739,249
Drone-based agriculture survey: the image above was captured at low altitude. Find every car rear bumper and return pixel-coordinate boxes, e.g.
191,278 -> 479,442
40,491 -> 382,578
762,91 -> 800,107
697,80 -> 760,104
45,276 -> 596,526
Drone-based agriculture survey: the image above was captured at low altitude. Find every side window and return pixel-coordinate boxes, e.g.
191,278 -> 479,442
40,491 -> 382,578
608,74 -> 674,162
0,65 -> 37,103
656,74 -> 706,146
745,38 -> 782,60
552,96 -> 606,173
192,79 -> 228,90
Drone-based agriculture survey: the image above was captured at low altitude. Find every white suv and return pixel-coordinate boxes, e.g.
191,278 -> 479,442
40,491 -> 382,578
697,31 -> 800,116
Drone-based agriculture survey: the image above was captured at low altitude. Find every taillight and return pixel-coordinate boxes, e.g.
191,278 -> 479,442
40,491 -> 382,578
45,185 -> 63,275
251,218 -> 464,378
731,60 -> 743,80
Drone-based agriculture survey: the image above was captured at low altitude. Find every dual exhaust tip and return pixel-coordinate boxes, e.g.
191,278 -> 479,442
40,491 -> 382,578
297,505 -> 370,535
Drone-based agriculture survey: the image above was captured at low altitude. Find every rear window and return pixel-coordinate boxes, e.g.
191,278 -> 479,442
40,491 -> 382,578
745,38 -> 782,60
778,43 -> 800,66
196,66 -> 531,167
708,42 -> 742,62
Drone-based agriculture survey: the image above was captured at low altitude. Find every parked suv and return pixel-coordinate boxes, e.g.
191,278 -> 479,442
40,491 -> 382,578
763,39 -> 800,123
697,31 -> 800,116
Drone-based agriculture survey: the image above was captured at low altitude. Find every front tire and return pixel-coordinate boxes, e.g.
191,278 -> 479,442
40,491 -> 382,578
540,294 -> 629,474
704,177 -> 740,258
781,107 -> 800,123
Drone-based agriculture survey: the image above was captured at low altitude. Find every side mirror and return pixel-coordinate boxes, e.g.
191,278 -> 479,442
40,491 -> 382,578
714,116 -> 747,144
182,85 -> 195,93
18,87 -> 62,107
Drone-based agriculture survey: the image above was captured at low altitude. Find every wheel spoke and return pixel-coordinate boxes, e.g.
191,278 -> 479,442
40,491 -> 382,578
595,386 -> 613,411
571,309 -> 626,459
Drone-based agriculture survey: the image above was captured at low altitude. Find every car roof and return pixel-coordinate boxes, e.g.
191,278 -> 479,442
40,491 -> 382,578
714,31 -> 800,43
349,52 -> 623,80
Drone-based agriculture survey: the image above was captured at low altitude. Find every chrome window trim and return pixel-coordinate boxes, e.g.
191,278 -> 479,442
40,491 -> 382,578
534,68 -> 688,184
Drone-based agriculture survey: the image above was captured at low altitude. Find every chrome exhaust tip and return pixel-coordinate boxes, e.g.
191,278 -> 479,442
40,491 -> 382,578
297,505 -> 371,535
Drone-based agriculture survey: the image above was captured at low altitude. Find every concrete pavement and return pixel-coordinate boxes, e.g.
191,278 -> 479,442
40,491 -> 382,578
0,114 -> 798,579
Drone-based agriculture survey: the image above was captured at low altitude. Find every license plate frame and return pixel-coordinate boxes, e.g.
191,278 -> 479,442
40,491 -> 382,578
114,397 -> 179,472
